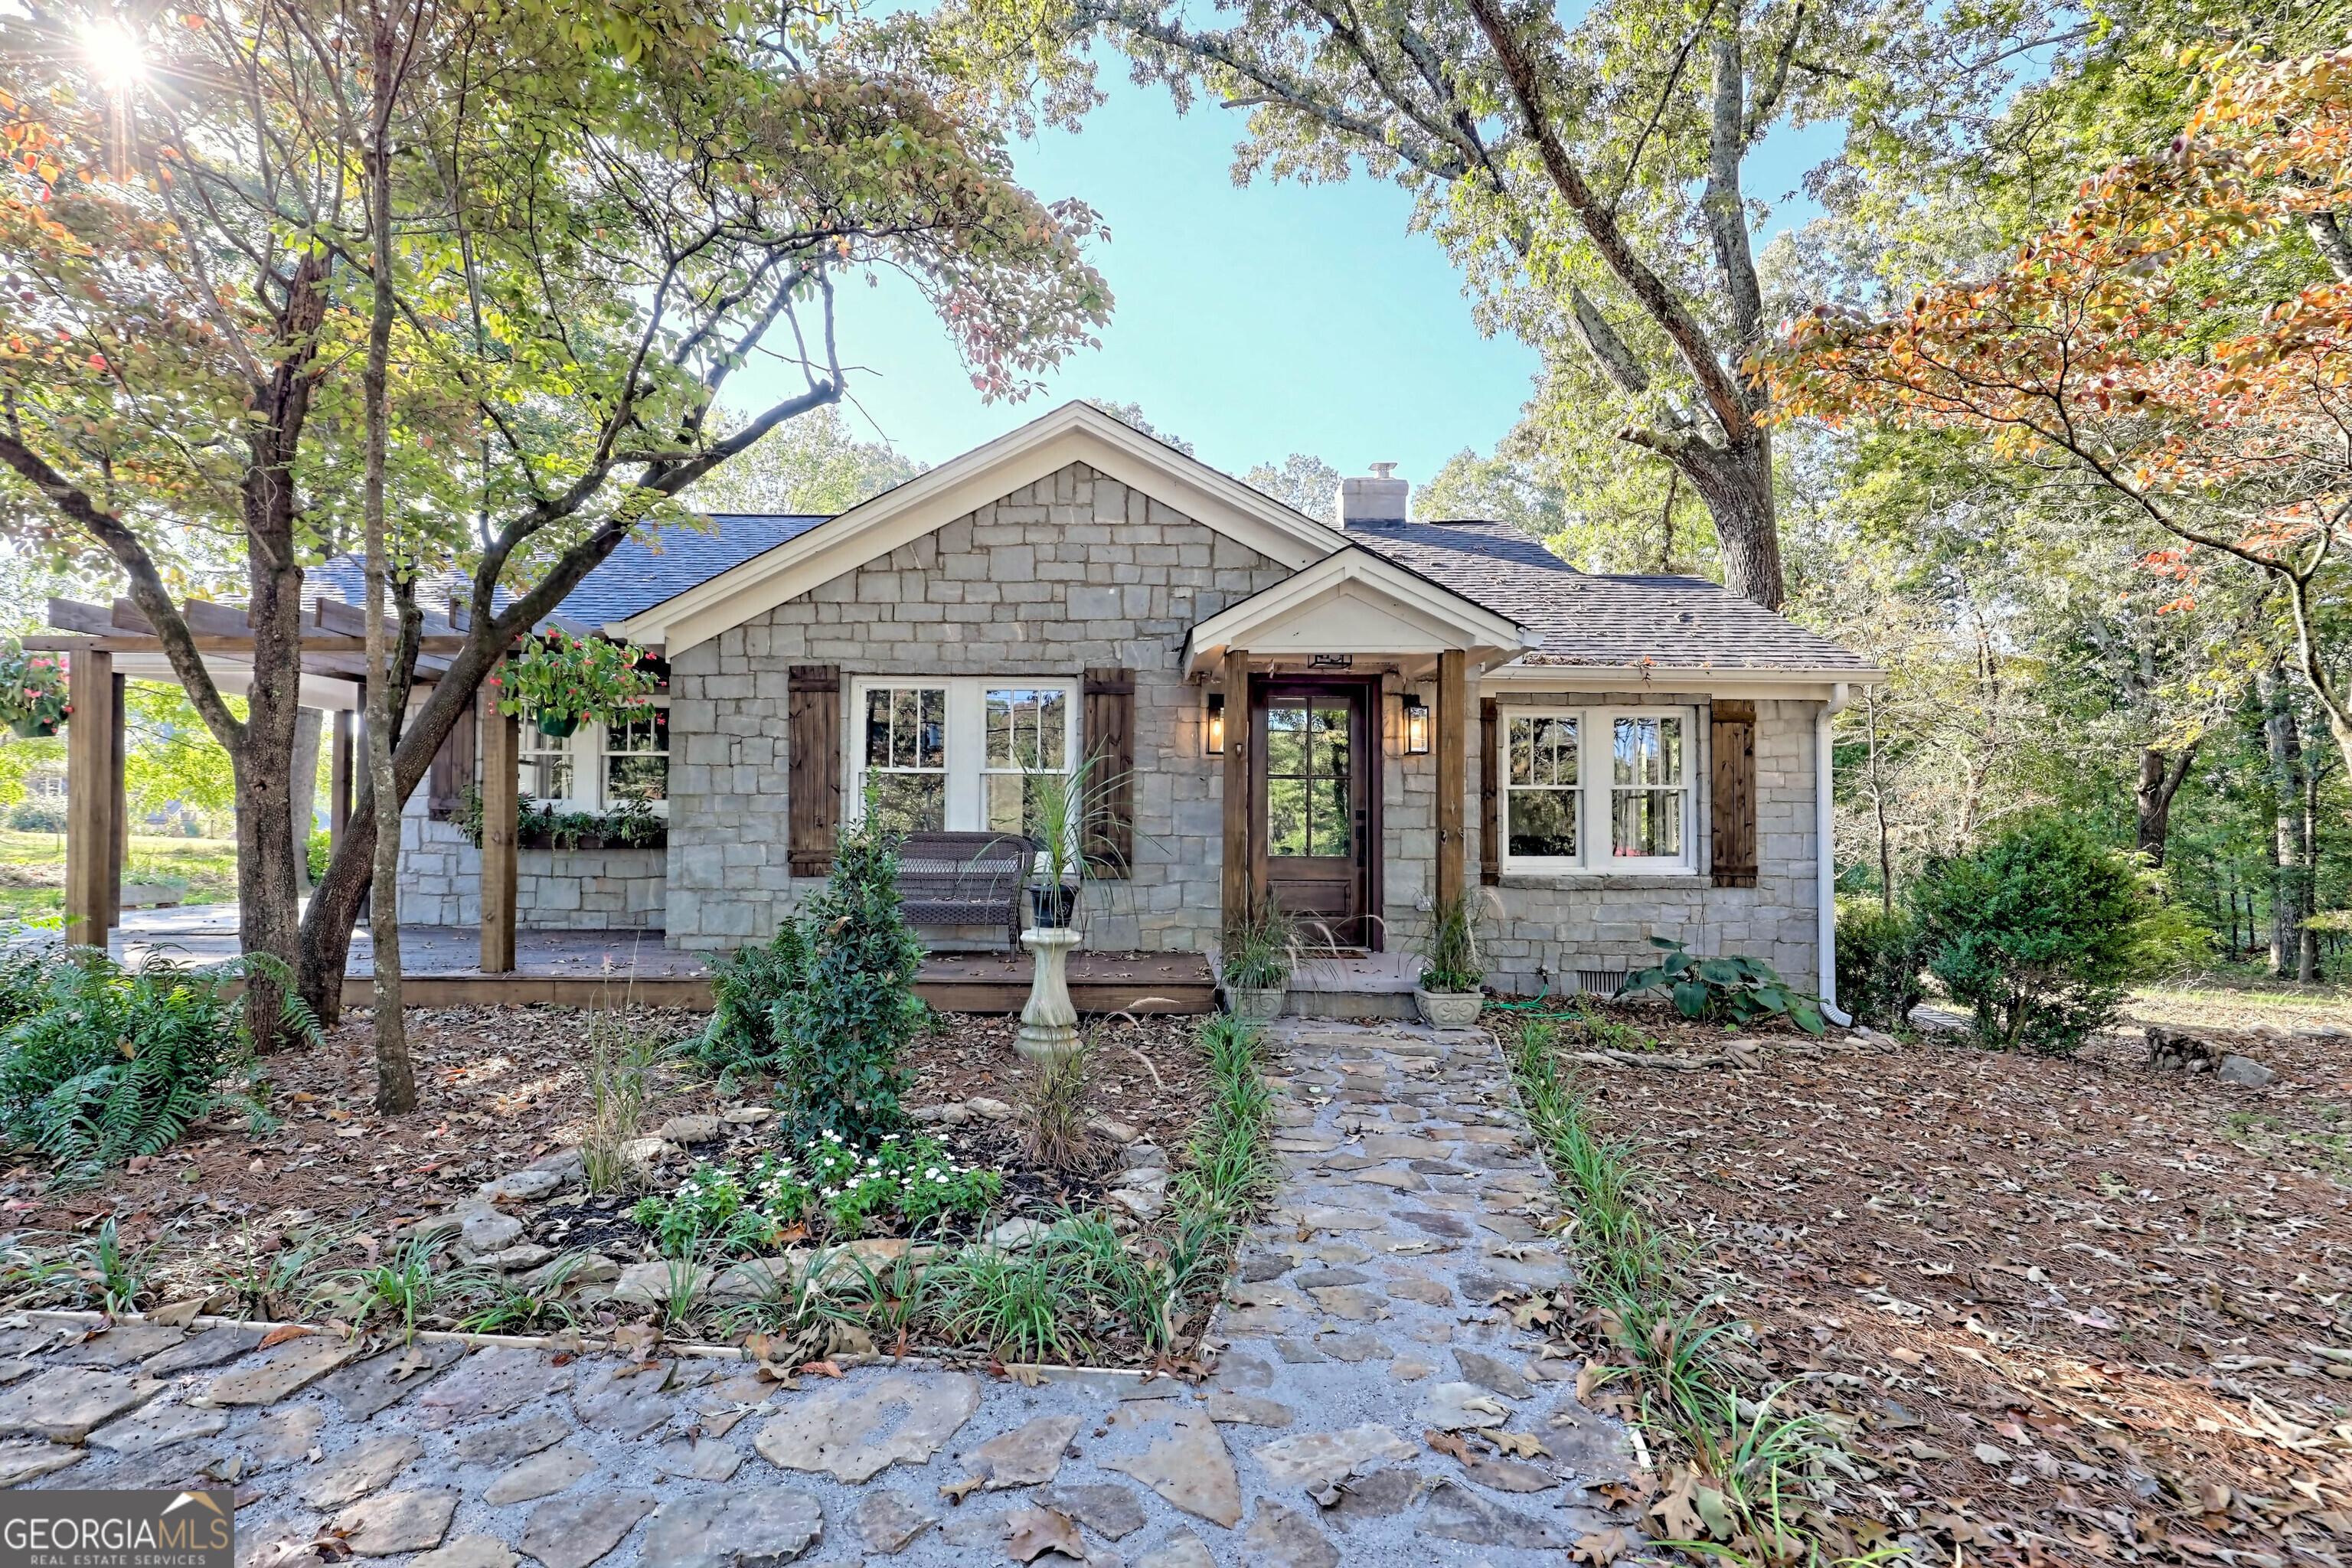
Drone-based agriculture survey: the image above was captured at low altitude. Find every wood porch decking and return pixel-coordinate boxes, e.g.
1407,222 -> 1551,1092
96,909 -> 1214,1014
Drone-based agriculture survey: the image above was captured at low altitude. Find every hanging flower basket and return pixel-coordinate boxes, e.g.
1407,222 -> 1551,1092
0,640 -> 71,737
488,632 -> 658,733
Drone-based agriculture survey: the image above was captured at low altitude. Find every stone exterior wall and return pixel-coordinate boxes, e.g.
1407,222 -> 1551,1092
397,795 -> 667,930
662,461 -> 1296,952
1390,688 -> 1821,996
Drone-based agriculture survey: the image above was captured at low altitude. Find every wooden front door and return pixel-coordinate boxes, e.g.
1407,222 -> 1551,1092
1252,677 -> 1380,949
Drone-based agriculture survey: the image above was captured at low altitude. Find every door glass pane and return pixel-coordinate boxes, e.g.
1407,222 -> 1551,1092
1265,702 -> 1307,776
1508,789 -> 1577,858
1263,694 -> 1351,858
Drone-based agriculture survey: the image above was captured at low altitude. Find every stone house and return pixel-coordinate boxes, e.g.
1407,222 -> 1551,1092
395,402 -> 1880,1006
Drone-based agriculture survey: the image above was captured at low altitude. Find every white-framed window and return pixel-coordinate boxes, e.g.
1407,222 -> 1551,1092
1502,707 -> 1694,873
511,699 -> 670,815
849,676 -> 1078,836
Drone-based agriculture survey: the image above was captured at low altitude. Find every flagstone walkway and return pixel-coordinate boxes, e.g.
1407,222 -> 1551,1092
0,1018 -> 1639,1566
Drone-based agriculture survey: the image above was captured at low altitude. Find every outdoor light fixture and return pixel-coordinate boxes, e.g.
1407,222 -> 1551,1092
1205,691 -> 1226,754
1402,694 -> 1431,755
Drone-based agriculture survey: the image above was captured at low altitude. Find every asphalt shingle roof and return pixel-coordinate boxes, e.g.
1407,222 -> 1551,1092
1344,517 -> 1876,673
309,514 -> 827,632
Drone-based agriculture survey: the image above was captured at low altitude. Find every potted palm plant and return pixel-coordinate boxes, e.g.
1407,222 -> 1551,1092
1413,890 -> 1485,1027
1018,753 -> 1130,930
1220,890 -> 1294,1020
0,642 -> 71,738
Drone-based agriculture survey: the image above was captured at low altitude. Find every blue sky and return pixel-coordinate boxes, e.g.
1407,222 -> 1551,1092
736,67 -> 1843,489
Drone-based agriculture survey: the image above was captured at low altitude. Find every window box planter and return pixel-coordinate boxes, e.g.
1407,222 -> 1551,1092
1413,988 -> 1483,1029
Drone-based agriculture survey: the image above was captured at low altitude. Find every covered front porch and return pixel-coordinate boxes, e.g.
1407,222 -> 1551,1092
1184,545 -> 1536,949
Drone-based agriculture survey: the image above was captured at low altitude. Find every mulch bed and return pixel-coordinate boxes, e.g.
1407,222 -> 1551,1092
1497,995 -> 2352,1566
0,1003 -> 1209,1289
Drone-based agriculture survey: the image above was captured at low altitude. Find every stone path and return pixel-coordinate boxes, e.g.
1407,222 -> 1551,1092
1,1018 -> 1638,1566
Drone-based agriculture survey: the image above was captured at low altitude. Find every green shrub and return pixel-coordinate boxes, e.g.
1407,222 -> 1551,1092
1909,817 -> 2148,1055
305,828 -> 332,883
1834,900 -> 1926,1031
775,807 -> 926,1145
0,951 -> 292,1185
691,920 -> 808,1076
8,802 -> 64,834
1622,938 -> 1824,1034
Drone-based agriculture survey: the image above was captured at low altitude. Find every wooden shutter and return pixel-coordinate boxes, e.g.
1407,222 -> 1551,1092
788,665 -> 841,877
1710,700 -> 1757,888
1081,666 -> 1135,877
1478,697 -> 1501,886
426,692 -> 478,822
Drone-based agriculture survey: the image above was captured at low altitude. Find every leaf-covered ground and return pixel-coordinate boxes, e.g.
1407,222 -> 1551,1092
1538,993 -> 2352,1565
0,1004 -> 1206,1304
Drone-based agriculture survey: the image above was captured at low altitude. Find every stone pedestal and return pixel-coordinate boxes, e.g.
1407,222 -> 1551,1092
1014,926 -> 1082,1064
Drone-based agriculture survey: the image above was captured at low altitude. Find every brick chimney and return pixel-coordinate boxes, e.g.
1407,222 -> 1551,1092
1334,462 -> 1408,528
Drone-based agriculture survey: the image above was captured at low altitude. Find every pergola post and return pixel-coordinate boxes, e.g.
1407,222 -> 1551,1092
1220,648 -> 1251,939
64,649 -> 116,949
480,682 -> 518,974
1435,648 -> 1467,912
328,708 -> 352,864
109,671 -> 126,929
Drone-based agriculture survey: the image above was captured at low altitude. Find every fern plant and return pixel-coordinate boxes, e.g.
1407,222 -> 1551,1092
0,950 -> 295,1187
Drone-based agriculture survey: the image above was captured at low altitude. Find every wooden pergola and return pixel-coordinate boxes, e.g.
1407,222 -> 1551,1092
30,596 -> 529,975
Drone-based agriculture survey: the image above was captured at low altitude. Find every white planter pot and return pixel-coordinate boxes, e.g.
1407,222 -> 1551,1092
1413,988 -> 1483,1028
1226,985 -> 1287,1021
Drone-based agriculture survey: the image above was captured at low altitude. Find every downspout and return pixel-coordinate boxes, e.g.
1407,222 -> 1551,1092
1817,684 -> 1853,1027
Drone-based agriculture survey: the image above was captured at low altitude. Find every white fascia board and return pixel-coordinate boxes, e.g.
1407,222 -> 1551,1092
1186,547 -> 1530,673
1478,663 -> 1883,697
616,402 -> 1349,653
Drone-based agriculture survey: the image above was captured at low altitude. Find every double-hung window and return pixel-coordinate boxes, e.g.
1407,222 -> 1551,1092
1501,707 -> 1694,872
512,703 -> 670,815
850,677 -> 1077,836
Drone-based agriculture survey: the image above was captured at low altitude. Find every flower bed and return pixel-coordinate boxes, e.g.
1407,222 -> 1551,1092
628,1131 -> 1001,1257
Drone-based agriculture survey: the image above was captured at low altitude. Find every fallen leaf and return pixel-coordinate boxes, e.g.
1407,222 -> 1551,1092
1572,1527 -> 1632,1565
1491,1431 -> 1550,1459
1004,1507 -> 1084,1563
1425,1429 -> 1475,1462
939,1475 -> 985,1505
796,1360 -> 842,1379
257,1324 -> 314,1350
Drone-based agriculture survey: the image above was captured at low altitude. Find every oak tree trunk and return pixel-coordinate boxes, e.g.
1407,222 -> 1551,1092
2133,744 -> 2194,867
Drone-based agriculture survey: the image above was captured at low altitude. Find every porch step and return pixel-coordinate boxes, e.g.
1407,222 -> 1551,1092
1282,952 -> 1420,1021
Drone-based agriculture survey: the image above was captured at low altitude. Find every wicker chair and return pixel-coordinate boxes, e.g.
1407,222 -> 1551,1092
896,831 -> 1038,948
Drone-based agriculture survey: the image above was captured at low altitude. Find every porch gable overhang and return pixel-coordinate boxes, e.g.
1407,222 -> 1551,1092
1182,546 -> 1536,677
613,401 -> 1351,654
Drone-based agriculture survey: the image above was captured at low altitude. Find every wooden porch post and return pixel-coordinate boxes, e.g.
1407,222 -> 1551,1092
64,649 -> 115,949
1220,648 -> 1250,936
328,708 -> 353,863
479,678 -> 518,973
109,671 -> 126,929
1435,649 -> 1466,910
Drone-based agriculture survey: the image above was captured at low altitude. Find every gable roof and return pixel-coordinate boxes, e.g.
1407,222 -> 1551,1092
1342,518 -> 1880,680
612,401 -> 1349,652
1184,545 -> 1535,674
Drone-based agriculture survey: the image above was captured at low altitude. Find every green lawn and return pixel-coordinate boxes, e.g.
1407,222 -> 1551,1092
0,829 -> 243,921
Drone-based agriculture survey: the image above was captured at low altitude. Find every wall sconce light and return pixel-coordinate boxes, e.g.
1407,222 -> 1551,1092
1402,694 -> 1431,755
1205,691 -> 1226,755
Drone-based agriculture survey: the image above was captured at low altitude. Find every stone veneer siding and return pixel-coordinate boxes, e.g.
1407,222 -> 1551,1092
662,462 -> 1296,952
397,796 -> 667,930
1374,687 -> 1822,995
